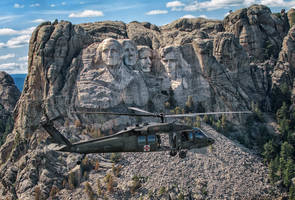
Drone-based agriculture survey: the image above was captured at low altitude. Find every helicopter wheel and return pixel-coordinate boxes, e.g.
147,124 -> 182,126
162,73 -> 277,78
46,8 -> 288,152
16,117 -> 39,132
179,151 -> 187,159
170,150 -> 177,157
77,154 -> 86,165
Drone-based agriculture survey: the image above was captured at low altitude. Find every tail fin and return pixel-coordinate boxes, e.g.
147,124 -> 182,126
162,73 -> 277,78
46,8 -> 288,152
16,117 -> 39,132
41,119 -> 72,146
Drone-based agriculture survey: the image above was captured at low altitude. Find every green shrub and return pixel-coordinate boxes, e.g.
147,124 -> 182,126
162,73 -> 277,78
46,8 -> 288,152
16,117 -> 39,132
85,182 -> 95,200
130,175 -> 141,194
68,172 -> 78,189
158,186 -> 166,196
110,153 -> 121,163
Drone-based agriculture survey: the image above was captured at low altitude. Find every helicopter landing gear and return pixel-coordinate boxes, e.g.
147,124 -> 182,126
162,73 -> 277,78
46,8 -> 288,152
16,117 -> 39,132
170,150 -> 177,157
179,150 -> 187,159
77,154 -> 86,165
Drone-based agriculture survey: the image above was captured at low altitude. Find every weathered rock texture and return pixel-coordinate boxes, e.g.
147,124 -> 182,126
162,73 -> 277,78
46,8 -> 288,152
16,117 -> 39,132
0,71 -> 20,146
0,4 -> 294,199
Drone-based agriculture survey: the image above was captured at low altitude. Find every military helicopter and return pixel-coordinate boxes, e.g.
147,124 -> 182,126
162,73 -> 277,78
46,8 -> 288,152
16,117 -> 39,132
41,107 -> 251,159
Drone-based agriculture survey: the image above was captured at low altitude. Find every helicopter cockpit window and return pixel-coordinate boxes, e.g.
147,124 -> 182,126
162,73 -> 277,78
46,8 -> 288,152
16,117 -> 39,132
188,132 -> 194,141
147,135 -> 156,144
138,136 -> 146,145
194,129 -> 205,139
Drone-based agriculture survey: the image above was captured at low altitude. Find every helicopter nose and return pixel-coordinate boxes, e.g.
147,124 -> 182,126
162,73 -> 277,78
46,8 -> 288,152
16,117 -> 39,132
208,138 -> 215,145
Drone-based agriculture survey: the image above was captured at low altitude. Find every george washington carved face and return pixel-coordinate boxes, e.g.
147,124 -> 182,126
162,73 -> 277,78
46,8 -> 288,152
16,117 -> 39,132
98,38 -> 123,68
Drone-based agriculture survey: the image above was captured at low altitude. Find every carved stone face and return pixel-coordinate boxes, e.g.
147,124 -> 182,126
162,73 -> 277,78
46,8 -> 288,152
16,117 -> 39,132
162,52 -> 177,78
101,39 -> 122,67
139,48 -> 152,72
122,41 -> 138,66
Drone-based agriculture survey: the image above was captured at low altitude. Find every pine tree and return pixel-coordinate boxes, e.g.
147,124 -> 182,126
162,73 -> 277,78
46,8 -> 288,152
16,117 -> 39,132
203,115 -> 209,123
196,102 -> 205,113
277,102 -> 289,121
280,142 -> 294,161
221,115 -> 227,131
185,96 -> 194,113
262,140 -> 277,163
289,183 -> 295,200
283,158 -> 295,187
279,118 -> 291,141
269,157 -> 279,183
168,87 -> 176,108
280,142 -> 294,177
194,116 -> 201,128
215,120 -> 222,132
175,107 -> 182,114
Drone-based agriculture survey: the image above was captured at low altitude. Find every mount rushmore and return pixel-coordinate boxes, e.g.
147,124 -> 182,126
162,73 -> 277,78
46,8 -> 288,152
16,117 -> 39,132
1,4 -> 295,199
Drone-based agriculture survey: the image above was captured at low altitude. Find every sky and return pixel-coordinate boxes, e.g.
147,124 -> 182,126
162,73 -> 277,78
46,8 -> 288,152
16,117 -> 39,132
0,0 -> 294,74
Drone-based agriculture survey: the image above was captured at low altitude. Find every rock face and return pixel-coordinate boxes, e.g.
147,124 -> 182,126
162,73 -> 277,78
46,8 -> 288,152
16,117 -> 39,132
0,71 -> 20,146
0,71 -> 20,112
224,5 -> 289,61
0,4 -> 293,199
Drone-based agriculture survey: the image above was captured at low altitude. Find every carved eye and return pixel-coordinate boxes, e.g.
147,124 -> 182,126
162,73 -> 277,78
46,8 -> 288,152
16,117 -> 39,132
111,49 -> 117,54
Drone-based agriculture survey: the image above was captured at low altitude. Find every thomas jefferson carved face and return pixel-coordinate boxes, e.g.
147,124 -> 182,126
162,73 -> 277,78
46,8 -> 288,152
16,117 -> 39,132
99,38 -> 122,67
121,40 -> 138,67
138,46 -> 152,72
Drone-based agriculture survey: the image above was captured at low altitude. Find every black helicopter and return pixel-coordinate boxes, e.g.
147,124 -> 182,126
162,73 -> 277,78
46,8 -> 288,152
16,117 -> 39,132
41,107 -> 251,159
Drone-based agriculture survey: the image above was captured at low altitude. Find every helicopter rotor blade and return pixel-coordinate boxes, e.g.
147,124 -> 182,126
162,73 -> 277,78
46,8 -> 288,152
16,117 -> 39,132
128,107 -> 154,115
165,111 -> 252,118
71,111 -> 156,117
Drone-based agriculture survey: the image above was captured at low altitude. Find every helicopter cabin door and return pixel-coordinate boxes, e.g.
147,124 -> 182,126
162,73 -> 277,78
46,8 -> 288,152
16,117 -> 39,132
137,135 -> 158,152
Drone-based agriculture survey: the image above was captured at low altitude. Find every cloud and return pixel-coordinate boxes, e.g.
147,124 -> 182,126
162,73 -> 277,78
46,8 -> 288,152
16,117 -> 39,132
0,62 -> 27,74
181,14 -> 208,19
166,1 -> 185,11
0,16 -> 19,25
167,1 -> 185,7
184,0 -> 247,11
50,4 -> 56,7
199,15 -> 208,18
32,19 -> 46,23
259,0 -> 295,7
0,28 -> 17,35
181,14 -> 196,18
69,10 -> 104,18
146,10 -> 168,15
0,54 -> 15,60
0,35 -> 31,49
181,0 -> 295,11
18,56 -> 28,61
14,3 -> 24,8
61,2 -> 67,5
30,3 -> 40,7
6,35 -> 30,48
0,27 -> 35,36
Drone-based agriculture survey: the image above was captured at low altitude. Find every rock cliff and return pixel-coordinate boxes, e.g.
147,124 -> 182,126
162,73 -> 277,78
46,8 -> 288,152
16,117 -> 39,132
0,4 -> 294,199
0,71 -> 20,146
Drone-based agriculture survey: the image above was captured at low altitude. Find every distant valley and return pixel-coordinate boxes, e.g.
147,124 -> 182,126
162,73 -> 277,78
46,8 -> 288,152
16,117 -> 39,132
10,74 -> 26,92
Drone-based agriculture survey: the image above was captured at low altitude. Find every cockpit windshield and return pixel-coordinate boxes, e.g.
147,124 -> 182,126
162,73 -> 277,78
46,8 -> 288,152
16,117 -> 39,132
193,128 -> 206,139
